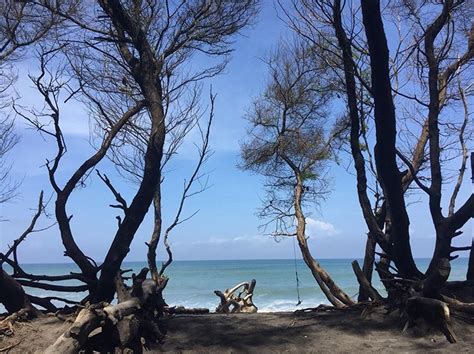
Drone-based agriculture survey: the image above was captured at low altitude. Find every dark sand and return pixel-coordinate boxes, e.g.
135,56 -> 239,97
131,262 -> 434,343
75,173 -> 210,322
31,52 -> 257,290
1,306 -> 473,353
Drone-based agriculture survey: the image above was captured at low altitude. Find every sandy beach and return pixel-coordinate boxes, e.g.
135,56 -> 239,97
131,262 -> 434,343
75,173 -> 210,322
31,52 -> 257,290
1,306 -> 473,353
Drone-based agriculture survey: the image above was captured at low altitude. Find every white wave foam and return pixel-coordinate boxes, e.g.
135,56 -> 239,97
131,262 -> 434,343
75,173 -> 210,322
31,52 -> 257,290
258,299 -> 327,312
167,297 -> 329,313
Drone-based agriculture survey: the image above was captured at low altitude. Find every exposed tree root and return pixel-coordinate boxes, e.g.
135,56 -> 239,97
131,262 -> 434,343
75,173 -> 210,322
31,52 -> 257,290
404,296 -> 457,343
442,296 -> 474,315
45,268 -> 166,353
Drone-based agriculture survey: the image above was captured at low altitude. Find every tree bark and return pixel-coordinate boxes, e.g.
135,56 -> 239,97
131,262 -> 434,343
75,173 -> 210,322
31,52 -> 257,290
359,236 -> 376,301
405,296 -> 456,343
359,204 -> 387,301
93,0 -> 166,302
361,0 -> 420,278
294,176 -> 354,307
468,238 -> 474,281
352,260 -> 383,302
422,258 -> 450,299
46,271 -> 165,353
332,0 -> 388,254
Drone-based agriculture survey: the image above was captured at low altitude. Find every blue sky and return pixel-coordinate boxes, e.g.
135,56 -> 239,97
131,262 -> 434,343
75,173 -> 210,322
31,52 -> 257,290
0,1 -> 472,264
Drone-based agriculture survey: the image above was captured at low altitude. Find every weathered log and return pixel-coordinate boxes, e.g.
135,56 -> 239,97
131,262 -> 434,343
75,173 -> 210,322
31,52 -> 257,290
405,296 -> 457,343
104,298 -> 141,324
44,306 -> 102,354
114,314 -> 141,347
351,260 -> 383,302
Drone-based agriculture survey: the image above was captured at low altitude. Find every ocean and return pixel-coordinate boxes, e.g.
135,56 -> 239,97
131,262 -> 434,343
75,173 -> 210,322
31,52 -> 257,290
2,258 -> 469,313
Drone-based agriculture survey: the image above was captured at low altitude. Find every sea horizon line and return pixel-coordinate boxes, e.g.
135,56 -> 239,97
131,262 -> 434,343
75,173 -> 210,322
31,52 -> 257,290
12,256 -> 469,266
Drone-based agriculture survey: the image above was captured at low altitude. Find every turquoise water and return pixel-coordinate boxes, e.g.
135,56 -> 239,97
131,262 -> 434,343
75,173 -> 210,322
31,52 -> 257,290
2,258 -> 469,312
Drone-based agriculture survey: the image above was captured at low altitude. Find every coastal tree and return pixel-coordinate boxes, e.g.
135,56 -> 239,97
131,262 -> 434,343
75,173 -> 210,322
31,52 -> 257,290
285,0 -> 473,276
1,0 -> 258,350
89,0 -> 258,302
1,0 -> 257,301
241,39 -> 354,307
281,0 -> 474,338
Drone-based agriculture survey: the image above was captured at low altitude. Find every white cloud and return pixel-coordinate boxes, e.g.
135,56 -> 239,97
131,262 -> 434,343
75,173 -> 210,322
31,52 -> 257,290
174,235 -> 268,247
306,218 -> 339,237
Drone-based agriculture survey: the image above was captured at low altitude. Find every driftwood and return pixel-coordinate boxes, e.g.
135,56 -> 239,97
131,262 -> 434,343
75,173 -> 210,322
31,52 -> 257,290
215,279 -> 258,313
45,267 -> 166,353
0,309 -> 31,336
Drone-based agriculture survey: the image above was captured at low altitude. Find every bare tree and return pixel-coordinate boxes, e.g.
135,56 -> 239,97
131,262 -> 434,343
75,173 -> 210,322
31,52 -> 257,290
1,2 -> 256,350
2,0 -> 256,311
82,0 -> 258,302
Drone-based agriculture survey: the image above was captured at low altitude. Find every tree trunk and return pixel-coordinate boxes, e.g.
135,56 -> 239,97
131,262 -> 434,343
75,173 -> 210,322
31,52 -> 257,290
0,268 -> 37,315
467,238 -> 474,281
359,236 -> 376,301
405,296 -> 457,343
47,270 -> 165,353
352,260 -> 382,302
422,258 -> 450,299
93,0 -> 167,303
294,178 -> 354,307
361,0 -> 420,279
359,204 -> 387,301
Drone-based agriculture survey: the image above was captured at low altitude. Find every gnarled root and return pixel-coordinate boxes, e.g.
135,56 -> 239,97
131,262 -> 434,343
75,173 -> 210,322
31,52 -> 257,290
404,296 -> 457,343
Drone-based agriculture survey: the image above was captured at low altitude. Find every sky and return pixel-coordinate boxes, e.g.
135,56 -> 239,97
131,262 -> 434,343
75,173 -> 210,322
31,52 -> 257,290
0,1 -> 472,264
